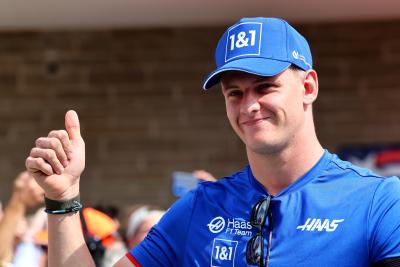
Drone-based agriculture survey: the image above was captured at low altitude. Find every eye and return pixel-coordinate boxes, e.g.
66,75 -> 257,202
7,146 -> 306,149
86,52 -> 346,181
255,83 -> 276,94
229,90 -> 243,96
227,90 -> 243,98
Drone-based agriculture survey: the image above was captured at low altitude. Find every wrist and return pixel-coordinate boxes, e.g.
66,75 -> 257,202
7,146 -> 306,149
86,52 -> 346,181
44,194 -> 82,214
44,183 -> 80,201
8,195 -> 27,211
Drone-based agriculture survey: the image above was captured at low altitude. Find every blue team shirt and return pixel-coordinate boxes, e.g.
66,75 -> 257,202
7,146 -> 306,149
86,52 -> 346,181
129,150 -> 400,266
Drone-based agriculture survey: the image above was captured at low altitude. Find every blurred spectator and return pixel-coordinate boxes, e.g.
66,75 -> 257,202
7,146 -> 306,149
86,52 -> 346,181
12,206 -> 124,267
0,171 -> 44,267
172,169 -> 217,198
121,205 -> 165,250
91,205 -> 125,267
192,169 -> 217,182
13,207 -> 47,267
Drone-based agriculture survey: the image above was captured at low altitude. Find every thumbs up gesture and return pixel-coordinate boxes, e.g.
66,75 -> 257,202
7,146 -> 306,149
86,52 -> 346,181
26,110 -> 85,201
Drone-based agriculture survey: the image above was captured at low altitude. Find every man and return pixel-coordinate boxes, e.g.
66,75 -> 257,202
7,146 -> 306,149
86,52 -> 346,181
25,17 -> 400,267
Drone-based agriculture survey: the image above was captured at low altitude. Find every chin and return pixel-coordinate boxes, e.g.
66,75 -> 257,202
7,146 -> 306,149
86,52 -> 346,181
247,139 -> 288,155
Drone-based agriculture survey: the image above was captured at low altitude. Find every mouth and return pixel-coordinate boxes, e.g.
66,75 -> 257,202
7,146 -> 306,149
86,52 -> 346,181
241,117 -> 270,126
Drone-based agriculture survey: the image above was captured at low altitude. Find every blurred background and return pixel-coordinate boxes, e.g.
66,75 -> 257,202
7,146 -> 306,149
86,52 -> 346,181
1,0 -> 400,209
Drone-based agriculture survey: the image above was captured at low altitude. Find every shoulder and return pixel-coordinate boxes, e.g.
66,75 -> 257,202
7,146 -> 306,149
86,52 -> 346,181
195,166 -> 252,196
174,166 -> 256,211
322,152 -> 400,203
158,167 -> 251,219
324,152 -> 395,182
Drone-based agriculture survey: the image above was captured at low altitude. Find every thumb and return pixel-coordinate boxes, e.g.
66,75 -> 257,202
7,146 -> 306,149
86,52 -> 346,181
65,110 -> 81,140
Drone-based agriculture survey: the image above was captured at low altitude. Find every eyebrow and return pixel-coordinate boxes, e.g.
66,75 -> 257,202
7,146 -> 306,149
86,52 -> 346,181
254,76 -> 276,83
221,75 -> 278,91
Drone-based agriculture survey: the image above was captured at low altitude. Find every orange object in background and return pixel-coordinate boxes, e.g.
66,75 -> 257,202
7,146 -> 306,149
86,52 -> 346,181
83,207 -> 118,247
34,208 -> 118,247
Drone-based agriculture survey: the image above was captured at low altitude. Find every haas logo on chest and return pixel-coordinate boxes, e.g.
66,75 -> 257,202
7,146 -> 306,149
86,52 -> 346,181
208,217 -> 226,234
296,218 -> 345,232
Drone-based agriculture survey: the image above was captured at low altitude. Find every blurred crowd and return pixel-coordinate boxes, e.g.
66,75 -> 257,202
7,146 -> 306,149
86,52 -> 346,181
0,169 -> 216,267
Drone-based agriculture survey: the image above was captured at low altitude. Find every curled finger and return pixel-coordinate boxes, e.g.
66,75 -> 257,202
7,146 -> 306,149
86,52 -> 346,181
26,156 -> 54,176
30,147 -> 64,175
48,130 -> 73,160
36,136 -> 69,167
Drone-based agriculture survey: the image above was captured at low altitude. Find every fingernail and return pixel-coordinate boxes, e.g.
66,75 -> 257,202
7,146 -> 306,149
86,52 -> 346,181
63,160 -> 69,167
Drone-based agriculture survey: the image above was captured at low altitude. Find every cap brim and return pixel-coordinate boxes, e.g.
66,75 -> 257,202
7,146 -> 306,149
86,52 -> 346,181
202,58 -> 291,90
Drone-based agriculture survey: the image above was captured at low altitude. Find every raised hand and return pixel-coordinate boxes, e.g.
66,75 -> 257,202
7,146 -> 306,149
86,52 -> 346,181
26,110 -> 85,201
12,171 -> 44,208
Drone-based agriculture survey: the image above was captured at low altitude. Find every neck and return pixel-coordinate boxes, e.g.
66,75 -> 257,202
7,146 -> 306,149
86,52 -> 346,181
247,132 -> 324,196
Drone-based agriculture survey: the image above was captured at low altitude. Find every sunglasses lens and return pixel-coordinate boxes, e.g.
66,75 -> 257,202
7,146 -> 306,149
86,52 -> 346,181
253,198 -> 269,226
246,234 -> 263,265
257,201 -> 267,223
247,197 -> 271,266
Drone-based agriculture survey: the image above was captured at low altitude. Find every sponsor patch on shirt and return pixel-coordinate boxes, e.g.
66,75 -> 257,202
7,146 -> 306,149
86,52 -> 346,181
296,218 -> 344,232
211,238 -> 238,267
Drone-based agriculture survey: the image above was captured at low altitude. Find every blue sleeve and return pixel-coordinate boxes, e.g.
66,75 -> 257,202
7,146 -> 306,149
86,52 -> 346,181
369,177 -> 400,263
128,190 -> 197,266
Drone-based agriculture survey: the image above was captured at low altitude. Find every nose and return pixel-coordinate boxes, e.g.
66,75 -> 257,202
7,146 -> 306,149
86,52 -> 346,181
241,92 -> 260,115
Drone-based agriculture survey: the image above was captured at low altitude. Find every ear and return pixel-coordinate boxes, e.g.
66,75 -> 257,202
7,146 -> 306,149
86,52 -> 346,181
303,69 -> 319,105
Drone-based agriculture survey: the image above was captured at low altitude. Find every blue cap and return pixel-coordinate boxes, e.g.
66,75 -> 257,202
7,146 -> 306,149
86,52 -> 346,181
202,17 -> 313,90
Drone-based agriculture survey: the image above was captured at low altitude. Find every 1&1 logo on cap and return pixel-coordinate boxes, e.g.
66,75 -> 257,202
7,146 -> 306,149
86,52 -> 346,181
225,22 -> 262,62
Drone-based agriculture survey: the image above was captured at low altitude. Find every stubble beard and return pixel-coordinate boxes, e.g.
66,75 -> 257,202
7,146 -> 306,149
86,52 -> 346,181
248,140 -> 289,156
244,130 -> 292,157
